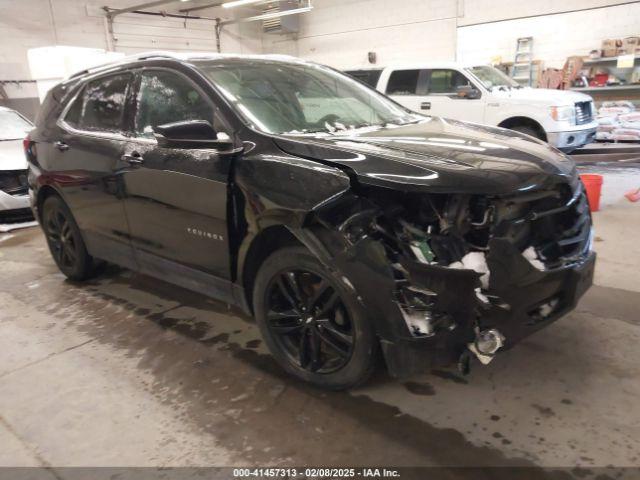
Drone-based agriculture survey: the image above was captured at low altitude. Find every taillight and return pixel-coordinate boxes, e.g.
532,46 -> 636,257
23,134 -> 36,162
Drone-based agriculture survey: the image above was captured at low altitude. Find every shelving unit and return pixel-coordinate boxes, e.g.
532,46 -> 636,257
573,53 -> 640,106
571,85 -> 640,92
582,54 -> 640,65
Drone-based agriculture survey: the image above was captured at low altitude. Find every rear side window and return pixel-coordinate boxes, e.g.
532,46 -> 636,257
345,70 -> 382,88
427,69 -> 471,94
134,70 -> 214,137
78,74 -> 131,132
386,70 -> 420,95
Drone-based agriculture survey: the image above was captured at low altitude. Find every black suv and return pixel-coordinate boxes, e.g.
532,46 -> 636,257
25,53 -> 595,389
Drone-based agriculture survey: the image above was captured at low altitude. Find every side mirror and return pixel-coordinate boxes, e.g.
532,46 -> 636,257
153,120 -> 233,149
456,85 -> 481,99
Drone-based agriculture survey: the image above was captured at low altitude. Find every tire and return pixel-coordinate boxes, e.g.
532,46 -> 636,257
510,124 -> 544,140
42,195 -> 98,281
253,246 -> 378,390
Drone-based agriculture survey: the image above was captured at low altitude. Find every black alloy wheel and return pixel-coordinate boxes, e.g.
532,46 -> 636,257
45,204 -> 77,270
254,246 -> 377,389
265,269 -> 354,374
42,195 -> 97,281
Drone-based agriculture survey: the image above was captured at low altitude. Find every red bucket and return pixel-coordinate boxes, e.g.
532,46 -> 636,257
580,174 -> 603,212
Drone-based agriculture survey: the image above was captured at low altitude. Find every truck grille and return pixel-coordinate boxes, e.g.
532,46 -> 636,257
0,170 -> 28,196
575,101 -> 593,125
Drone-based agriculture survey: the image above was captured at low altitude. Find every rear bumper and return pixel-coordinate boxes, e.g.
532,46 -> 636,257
381,249 -> 595,377
547,126 -> 597,150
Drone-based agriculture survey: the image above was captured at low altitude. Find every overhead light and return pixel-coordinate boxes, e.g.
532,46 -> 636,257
222,0 -> 263,8
242,5 -> 312,21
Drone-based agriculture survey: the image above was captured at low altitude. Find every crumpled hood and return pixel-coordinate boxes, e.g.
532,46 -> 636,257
274,117 -> 578,195
490,86 -> 593,105
0,140 -> 27,171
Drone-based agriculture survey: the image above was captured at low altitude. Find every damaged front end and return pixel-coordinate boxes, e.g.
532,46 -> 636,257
303,179 -> 595,377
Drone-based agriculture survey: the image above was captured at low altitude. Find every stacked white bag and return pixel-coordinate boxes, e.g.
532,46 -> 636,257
596,101 -> 640,141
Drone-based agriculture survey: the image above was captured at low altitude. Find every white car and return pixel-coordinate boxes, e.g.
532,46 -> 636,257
345,63 -> 598,152
0,107 -> 33,223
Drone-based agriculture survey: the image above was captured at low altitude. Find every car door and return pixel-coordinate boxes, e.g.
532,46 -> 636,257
385,69 -> 429,113
420,69 -> 485,123
50,72 -> 136,268
120,68 -> 234,285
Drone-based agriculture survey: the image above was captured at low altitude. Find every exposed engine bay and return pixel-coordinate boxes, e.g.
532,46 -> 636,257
311,179 -> 593,371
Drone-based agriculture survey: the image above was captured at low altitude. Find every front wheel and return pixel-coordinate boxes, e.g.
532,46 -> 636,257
253,246 -> 378,390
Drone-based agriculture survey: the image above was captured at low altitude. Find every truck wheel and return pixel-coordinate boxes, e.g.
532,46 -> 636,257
510,125 -> 544,140
42,195 -> 98,281
253,246 -> 378,390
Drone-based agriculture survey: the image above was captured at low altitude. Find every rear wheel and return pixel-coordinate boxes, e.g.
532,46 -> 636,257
253,246 -> 377,390
42,195 -> 97,281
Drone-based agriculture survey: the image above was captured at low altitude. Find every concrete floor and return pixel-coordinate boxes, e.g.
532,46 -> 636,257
1,164 -> 639,474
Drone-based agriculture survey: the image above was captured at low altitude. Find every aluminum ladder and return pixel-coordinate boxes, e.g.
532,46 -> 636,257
512,36 -> 534,86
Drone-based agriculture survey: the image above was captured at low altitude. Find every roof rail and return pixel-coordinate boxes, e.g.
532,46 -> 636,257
67,51 -> 306,80
68,51 -> 181,79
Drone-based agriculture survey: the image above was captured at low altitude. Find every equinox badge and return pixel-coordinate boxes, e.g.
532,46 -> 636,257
187,227 -> 224,242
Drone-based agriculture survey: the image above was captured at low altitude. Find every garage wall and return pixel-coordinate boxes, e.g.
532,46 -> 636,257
0,0 -> 262,119
458,0 -> 638,26
261,0 -> 460,69
262,0 -> 640,71
457,1 -> 640,68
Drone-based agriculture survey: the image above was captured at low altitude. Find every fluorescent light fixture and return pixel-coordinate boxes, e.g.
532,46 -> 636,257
242,5 -> 312,21
222,0 -> 263,8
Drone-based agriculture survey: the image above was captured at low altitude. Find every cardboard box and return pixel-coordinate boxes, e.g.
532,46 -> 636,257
602,38 -> 622,57
622,36 -> 640,55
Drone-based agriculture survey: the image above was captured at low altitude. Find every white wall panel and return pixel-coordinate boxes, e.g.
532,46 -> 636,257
459,0 -> 638,26
0,0 -> 262,80
112,13 -> 218,52
262,0 -> 458,69
457,1 -> 640,68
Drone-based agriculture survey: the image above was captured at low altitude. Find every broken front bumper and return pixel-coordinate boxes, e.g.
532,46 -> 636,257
381,245 -> 595,377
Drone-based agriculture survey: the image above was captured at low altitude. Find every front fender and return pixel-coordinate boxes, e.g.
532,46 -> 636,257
231,150 -> 351,287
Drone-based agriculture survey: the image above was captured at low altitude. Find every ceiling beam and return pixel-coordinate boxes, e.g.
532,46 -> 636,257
179,1 -> 225,13
104,0 -> 189,18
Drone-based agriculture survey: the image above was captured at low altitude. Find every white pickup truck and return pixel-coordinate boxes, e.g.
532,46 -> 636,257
345,63 -> 598,152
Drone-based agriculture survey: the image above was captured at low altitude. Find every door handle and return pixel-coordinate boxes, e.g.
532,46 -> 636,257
54,141 -> 69,152
421,102 -> 431,110
121,152 -> 144,165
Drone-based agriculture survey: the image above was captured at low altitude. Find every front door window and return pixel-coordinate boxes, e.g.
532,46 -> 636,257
134,71 -> 215,138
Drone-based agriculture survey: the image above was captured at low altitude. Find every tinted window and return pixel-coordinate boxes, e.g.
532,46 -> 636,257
198,61 -> 417,135
427,69 -> 471,94
386,70 -> 420,95
135,71 -> 214,137
81,74 -> 131,132
345,70 -> 383,88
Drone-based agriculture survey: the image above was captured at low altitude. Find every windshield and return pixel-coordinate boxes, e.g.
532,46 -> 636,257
195,60 -> 421,135
466,65 -> 520,90
0,110 -> 33,141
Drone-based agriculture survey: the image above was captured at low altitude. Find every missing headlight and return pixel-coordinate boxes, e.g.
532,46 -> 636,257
395,285 -> 454,337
